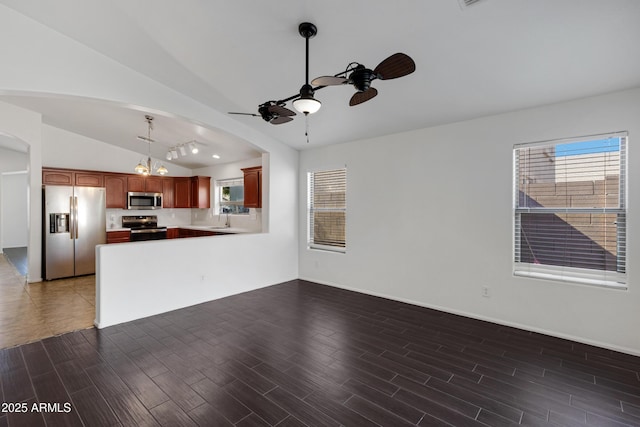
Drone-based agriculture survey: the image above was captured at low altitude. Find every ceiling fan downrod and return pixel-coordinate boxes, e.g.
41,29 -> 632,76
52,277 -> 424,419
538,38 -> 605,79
292,22 -> 321,116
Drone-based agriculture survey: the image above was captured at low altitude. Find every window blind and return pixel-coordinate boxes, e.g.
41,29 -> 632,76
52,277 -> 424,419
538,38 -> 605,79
308,168 -> 346,251
513,133 -> 626,288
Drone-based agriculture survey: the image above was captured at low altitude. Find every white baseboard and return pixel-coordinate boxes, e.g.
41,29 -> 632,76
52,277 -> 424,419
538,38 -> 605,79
299,276 -> 640,358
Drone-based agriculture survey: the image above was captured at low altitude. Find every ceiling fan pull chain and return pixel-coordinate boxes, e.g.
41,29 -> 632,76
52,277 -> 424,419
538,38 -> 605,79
305,115 -> 310,144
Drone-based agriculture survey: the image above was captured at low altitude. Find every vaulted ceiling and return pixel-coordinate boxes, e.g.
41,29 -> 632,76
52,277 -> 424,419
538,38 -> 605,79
1,0 -> 639,168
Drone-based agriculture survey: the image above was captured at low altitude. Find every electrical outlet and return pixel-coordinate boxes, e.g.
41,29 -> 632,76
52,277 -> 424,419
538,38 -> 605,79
482,286 -> 490,297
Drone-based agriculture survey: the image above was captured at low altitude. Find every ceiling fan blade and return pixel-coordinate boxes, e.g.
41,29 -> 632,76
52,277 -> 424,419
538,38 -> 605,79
270,116 -> 294,125
311,76 -> 349,87
228,112 -> 260,117
373,53 -> 416,80
349,87 -> 378,106
268,104 -> 296,117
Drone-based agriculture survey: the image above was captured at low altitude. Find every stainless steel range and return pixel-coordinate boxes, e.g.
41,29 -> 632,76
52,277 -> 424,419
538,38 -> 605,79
122,215 -> 167,241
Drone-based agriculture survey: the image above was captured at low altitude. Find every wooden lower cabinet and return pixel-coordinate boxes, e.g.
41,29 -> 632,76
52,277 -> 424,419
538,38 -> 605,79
166,228 -> 178,239
106,230 -> 130,244
176,228 -> 216,238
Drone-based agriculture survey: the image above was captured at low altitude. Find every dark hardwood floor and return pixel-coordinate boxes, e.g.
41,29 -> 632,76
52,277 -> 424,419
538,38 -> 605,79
1,279 -> 639,426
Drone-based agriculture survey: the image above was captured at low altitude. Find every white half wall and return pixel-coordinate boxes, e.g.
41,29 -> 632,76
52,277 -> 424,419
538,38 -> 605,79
299,87 -> 640,356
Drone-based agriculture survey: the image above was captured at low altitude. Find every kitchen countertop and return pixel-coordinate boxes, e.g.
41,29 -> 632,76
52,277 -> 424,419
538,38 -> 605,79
176,225 -> 249,234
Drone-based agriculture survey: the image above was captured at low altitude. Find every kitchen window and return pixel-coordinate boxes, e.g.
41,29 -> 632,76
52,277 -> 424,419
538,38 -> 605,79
308,168 -> 347,252
513,132 -> 627,288
217,178 -> 249,214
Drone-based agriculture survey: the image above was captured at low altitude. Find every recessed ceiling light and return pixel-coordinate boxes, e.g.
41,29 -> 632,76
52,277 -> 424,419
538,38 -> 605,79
212,154 -> 220,159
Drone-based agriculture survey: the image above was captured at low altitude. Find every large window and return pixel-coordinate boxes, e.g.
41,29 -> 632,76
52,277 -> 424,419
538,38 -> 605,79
513,133 -> 627,288
217,178 -> 249,214
308,168 -> 346,252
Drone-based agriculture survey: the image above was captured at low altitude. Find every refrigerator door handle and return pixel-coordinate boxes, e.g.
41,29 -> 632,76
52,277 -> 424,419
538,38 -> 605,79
69,196 -> 75,239
74,196 -> 79,239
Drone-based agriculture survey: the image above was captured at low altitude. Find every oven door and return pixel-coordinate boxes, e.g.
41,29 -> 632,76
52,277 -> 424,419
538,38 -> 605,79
130,228 -> 167,242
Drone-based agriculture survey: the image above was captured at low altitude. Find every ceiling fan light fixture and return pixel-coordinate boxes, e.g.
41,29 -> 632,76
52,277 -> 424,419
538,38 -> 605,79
293,84 -> 321,115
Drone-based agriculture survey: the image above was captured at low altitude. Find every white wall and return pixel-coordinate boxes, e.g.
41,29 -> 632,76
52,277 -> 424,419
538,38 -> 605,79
42,125 -> 193,176
0,5 -> 299,312
0,147 -> 28,172
1,172 -> 28,248
299,87 -> 640,356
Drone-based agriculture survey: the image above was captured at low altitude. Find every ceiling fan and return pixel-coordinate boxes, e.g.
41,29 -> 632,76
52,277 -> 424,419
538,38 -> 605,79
311,52 -> 416,106
228,22 -> 416,123
228,100 -> 296,125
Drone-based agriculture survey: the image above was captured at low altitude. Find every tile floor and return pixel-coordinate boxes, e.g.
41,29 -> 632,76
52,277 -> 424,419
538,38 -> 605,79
0,253 -> 95,349
1,279 -> 640,426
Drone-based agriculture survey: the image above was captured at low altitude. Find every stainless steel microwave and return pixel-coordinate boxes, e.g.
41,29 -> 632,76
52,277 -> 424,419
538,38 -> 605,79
127,192 -> 163,210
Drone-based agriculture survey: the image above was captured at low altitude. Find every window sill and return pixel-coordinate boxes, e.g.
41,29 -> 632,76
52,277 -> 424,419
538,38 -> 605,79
308,244 -> 346,254
513,269 -> 627,290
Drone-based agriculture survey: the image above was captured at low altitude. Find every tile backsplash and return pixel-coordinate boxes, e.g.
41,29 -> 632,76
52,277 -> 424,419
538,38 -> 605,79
106,207 -> 262,232
106,208 -> 192,229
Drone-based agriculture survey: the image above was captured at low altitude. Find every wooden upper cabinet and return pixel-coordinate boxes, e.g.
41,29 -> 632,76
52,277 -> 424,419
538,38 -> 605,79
43,168 -> 103,187
127,176 -> 145,192
128,175 -> 163,193
104,174 -> 128,209
242,166 -> 262,208
162,177 -> 175,208
145,177 -> 163,193
43,169 -> 73,186
190,176 -> 211,209
174,178 -> 191,208
74,171 -> 103,187
43,166 -> 212,211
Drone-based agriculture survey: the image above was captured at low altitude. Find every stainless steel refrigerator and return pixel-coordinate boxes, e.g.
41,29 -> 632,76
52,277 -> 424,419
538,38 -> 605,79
43,185 -> 106,280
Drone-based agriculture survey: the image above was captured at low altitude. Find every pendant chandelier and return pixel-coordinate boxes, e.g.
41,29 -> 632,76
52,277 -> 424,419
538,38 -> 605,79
135,115 -> 168,176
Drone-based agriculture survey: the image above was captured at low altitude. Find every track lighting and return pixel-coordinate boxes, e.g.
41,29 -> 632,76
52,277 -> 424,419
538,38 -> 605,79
165,140 -> 201,160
